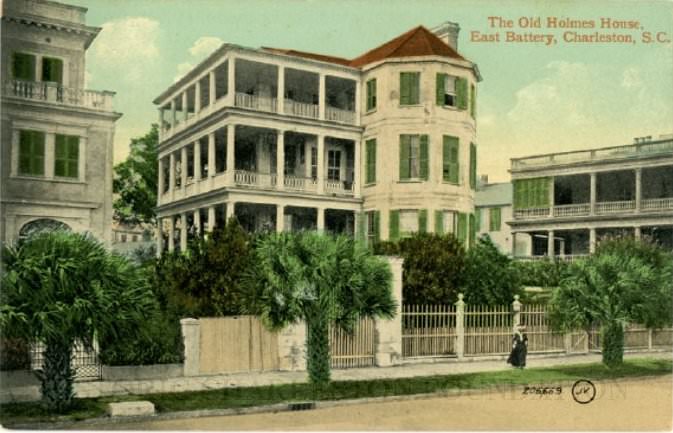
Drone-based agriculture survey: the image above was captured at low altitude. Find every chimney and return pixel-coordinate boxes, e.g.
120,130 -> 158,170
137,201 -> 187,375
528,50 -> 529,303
431,21 -> 461,51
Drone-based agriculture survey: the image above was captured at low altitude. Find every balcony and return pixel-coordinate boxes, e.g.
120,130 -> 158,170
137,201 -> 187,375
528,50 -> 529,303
234,170 -> 277,188
4,80 -> 115,112
513,207 -> 549,219
284,175 -> 318,193
324,178 -> 354,196
235,93 -> 277,113
595,200 -> 635,215
642,197 -> 673,212
553,203 -> 590,217
284,99 -> 319,119
325,106 -> 356,124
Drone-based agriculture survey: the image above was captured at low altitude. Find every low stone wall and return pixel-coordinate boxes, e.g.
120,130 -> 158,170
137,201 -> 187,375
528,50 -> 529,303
102,364 -> 183,381
0,370 -> 39,387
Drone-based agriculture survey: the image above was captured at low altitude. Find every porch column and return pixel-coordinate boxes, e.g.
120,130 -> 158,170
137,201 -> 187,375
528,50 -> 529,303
226,201 -> 236,221
157,157 -> 165,205
276,130 -> 285,190
354,79 -> 361,125
227,57 -> 236,105
169,152 -> 176,200
589,228 -> 596,254
635,168 -> 642,212
590,173 -> 597,215
208,132 -> 215,180
156,219 -> 163,256
511,232 -> 518,257
317,207 -> 325,232
182,92 -> 188,122
208,206 -> 216,232
194,140 -> 202,181
168,216 -> 175,252
227,125 -> 235,184
194,209 -> 201,236
318,74 -> 326,120
181,146 -> 187,191
547,230 -> 554,257
317,135 -> 325,194
158,108 -> 164,141
209,69 -> 216,105
548,177 -> 555,217
194,81 -> 201,113
276,204 -> 285,233
634,226 -> 642,240
180,213 -> 188,252
170,100 -> 176,129
353,140 -> 361,198
277,65 -> 285,114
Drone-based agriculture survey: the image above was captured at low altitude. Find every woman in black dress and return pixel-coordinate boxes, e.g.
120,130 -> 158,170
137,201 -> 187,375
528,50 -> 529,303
507,325 -> 528,368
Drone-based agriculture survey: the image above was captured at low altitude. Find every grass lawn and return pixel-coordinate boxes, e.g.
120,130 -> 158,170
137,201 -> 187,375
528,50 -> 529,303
1,358 -> 671,426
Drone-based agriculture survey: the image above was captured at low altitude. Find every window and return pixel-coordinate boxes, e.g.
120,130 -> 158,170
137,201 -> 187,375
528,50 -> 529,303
456,212 -> 467,243
469,213 -> 476,247
13,53 -> 35,81
436,74 -> 456,107
121,234 -> 127,243
55,135 -> 79,178
367,210 -> 379,246
513,177 -> 551,209
469,143 -> 477,190
311,147 -> 317,180
365,139 -> 376,184
399,134 -> 428,180
366,78 -> 377,111
442,135 -> 459,184
19,130 -> 45,176
489,207 -> 502,232
399,72 -> 420,105
42,57 -> 63,84
470,84 -> 476,119
456,77 -> 468,110
475,208 -> 482,232
399,210 -> 418,236
327,150 -> 341,181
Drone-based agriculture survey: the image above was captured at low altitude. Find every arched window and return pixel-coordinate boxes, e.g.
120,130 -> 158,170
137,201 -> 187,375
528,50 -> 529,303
19,219 -> 71,240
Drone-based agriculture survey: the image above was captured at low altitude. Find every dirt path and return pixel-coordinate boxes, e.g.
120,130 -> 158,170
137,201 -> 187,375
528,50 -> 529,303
109,375 -> 672,431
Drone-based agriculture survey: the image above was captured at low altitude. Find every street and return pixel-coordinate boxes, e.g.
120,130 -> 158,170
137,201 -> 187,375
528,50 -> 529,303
109,375 -> 672,431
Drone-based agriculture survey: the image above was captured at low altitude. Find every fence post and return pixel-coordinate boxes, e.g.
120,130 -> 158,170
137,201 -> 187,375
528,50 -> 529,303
512,295 -> 521,332
180,318 -> 201,377
564,332 -> 572,354
648,328 -> 653,351
278,322 -> 307,371
455,293 -> 465,359
375,257 -> 403,367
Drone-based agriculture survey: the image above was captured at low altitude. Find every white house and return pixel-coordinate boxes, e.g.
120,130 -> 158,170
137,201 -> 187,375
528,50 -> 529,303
0,0 -> 121,244
154,23 -> 481,253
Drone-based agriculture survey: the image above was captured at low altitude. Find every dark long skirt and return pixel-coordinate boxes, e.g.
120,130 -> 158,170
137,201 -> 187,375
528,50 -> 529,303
507,334 -> 528,367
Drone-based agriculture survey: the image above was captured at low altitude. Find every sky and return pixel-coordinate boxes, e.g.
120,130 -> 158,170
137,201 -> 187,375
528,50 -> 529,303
71,0 -> 673,182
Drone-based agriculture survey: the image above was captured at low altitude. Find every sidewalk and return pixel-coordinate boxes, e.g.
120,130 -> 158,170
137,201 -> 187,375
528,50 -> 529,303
2,351 -> 671,403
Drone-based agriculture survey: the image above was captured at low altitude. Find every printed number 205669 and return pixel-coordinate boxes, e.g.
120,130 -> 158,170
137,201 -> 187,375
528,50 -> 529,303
522,386 -> 562,395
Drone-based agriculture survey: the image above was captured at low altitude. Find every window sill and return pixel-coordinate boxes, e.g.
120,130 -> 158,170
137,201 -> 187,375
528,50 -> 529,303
12,174 -> 85,184
364,182 -> 377,187
365,108 -> 377,115
441,181 -> 461,186
398,104 -> 422,108
398,179 -> 426,184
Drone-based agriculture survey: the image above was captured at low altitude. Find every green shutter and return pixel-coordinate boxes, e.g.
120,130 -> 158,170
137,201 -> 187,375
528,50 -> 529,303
55,134 -> 79,178
43,57 -> 63,84
469,143 -> 477,190
470,84 -> 476,119
13,53 -> 35,81
399,135 -> 410,180
418,209 -> 427,233
469,213 -> 476,247
443,136 -> 460,184
19,130 -> 45,176
456,77 -> 468,110
434,210 -> 444,234
373,211 -> 380,243
400,73 -> 410,105
410,72 -> 419,104
419,135 -> 429,180
357,212 -> 366,242
389,210 -> 400,241
457,213 -> 467,243
489,207 -> 501,232
367,79 -> 377,111
436,73 -> 445,106
475,208 -> 481,232
366,139 -> 376,184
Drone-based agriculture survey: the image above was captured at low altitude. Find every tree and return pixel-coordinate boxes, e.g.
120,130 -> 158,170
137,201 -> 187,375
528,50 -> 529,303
242,232 -> 396,385
376,233 -> 466,305
0,231 -> 154,412
152,218 -> 254,318
463,235 -> 522,305
113,124 -> 159,225
548,237 -> 673,366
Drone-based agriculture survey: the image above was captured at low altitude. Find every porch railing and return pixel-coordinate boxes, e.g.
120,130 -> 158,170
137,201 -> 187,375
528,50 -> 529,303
325,106 -> 356,124
641,197 -> 673,212
283,175 -> 318,192
234,170 -> 277,187
284,99 -> 319,119
324,179 -> 354,195
595,200 -> 635,214
4,80 -> 114,111
553,203 -> 590,217
513,207 -> 549,219
235,92 -> 277,113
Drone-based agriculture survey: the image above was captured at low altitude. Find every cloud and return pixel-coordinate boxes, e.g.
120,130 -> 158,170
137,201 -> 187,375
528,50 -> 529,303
174,36 -> 224,81
89,17 -> 160,82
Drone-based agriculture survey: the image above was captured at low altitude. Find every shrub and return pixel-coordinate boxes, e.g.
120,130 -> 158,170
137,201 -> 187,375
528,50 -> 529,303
514,259 -> 570,288
0,337 -> 31,371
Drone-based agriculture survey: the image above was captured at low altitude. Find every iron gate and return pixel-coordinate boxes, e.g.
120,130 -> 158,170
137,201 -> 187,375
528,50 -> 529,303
31,340 -> 102,382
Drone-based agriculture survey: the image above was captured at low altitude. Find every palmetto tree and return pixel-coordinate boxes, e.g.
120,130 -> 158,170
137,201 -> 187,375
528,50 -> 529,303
548,237 -> 673,366
0,231 -> 154,412
243,232 -> 396,384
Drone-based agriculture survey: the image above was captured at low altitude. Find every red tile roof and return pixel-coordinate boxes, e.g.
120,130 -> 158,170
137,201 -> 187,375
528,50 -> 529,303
264,25 -> 466,69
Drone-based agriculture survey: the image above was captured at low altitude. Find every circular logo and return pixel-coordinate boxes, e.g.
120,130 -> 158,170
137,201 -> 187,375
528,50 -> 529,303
572,379 -> 596,404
